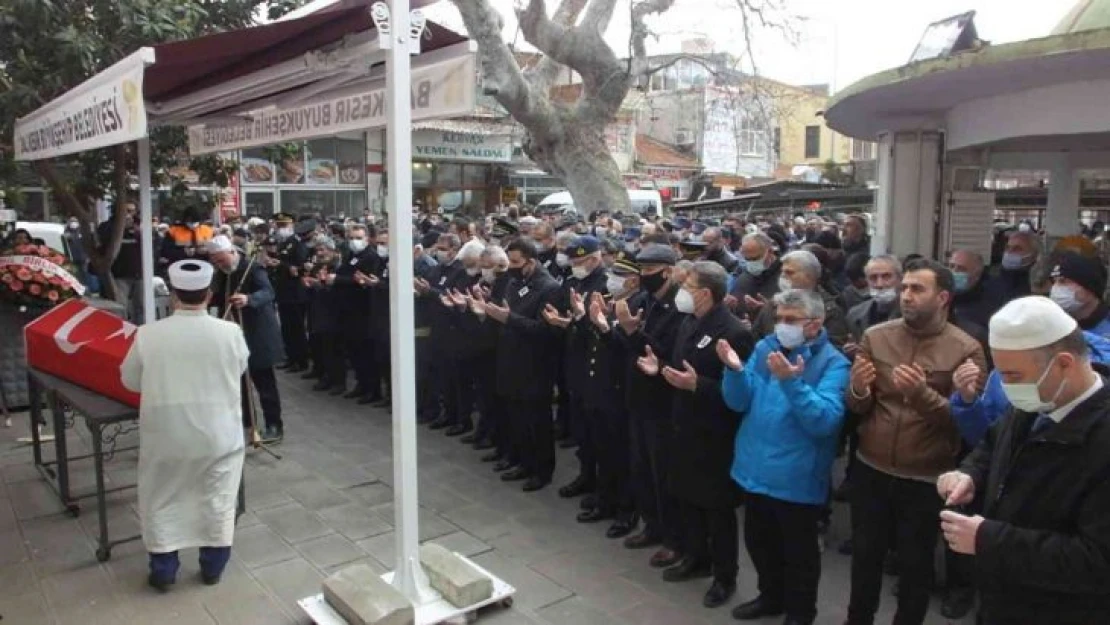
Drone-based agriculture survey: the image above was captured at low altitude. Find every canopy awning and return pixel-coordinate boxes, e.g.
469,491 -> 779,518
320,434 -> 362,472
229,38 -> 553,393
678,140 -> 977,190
14,0 -> 472,161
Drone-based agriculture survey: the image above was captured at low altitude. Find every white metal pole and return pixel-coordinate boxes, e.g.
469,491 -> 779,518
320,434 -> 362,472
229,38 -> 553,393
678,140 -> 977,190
137,138 -> 155,324
385,0 -> 434,604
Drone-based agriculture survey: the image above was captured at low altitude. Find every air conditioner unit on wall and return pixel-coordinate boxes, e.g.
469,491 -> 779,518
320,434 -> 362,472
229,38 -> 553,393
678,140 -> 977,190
674,130 -> 695,146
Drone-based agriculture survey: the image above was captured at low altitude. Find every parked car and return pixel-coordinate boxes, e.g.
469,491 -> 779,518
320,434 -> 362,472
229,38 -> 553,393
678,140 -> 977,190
537,189 -> 665,219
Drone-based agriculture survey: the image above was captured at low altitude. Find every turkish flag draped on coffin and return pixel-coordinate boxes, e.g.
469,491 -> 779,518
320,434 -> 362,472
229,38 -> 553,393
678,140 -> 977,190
24,299 -> 141,407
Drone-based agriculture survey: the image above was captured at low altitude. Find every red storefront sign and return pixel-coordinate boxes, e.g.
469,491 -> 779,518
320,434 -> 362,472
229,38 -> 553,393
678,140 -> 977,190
219,171 -> 241,221
24,299 -> 140,407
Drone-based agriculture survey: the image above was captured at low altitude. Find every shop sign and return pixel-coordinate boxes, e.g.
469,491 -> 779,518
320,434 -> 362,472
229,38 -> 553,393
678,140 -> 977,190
501,187 -> 518,203
413,130 -> 512,163
15,48 -> 154,161
188,53 -> 477,155
220,171 -> 240,220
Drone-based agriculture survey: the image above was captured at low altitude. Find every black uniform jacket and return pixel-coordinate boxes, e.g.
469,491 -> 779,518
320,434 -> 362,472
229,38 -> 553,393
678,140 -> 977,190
495,266 -> 562,400
959,379 -> 1110,625
664,303 -> 754,509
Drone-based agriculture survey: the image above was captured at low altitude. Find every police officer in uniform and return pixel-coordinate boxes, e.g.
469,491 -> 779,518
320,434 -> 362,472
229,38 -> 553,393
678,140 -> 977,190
269,214 -> 311,372
545,236 -> 609,501
579,251 -> 644,539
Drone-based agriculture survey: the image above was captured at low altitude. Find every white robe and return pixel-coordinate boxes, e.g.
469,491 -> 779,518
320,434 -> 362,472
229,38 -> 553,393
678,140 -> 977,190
120,309 -> 250,553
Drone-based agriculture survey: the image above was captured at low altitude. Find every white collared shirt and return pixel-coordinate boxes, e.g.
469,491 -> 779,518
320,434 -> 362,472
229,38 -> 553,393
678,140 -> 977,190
1048,376 -> 1104,423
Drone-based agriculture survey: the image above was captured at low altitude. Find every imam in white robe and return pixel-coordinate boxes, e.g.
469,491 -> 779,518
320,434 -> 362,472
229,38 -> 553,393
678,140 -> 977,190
120,309 -> 250,554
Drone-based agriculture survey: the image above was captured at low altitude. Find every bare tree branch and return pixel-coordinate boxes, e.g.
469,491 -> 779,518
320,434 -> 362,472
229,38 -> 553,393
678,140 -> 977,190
451,0 -> 548,127
526,0 -> 588,90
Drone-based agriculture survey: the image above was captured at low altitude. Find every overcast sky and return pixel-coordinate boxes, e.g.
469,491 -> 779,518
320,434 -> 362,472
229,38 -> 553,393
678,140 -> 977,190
422,0 -> 1076,93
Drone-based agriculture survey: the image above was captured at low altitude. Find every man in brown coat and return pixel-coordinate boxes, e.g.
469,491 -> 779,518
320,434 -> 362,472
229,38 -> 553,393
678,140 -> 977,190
844,258 -> 987,625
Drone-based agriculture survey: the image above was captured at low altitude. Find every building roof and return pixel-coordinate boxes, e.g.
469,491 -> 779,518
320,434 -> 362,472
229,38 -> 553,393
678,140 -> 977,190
1054,0 -> 1110,35
635,135 -> 699,169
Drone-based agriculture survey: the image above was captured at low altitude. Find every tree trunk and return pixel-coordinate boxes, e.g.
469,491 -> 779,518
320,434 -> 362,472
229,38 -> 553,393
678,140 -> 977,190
525,117 -> 630,215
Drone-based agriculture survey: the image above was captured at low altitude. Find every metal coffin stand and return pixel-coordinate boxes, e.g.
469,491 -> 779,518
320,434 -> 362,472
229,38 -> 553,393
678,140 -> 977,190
298,554 -> 515,625
27,368 -> 141,561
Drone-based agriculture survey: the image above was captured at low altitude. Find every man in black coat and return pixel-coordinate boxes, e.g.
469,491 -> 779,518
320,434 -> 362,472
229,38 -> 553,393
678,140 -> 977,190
416,233 -> 470,430
949,249 -> 1003,330
636,260 -> 755,609
727,231 -> 782,320
481,238 -> 562,492
544,235 -> 609,501
333,224 -> 382,401
269,213 -> 312,372
208,236 -> 286,441
618,244 -> 687,568
938,298 -> 1110,625
461,246 -> 513,456
303,236 -> 345,393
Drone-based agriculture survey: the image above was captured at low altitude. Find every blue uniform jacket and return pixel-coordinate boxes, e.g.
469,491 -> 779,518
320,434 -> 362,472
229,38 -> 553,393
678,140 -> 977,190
721,329 -> 851,505
950,330 -> 1110,446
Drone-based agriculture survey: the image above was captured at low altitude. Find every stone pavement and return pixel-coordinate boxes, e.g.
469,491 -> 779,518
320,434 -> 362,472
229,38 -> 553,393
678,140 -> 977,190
0,372 -> 974,625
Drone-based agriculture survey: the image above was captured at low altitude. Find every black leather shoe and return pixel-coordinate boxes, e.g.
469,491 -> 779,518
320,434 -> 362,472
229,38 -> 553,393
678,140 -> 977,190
493,460 -> 515,472
662,558 -> 711,582
460,433 -> 478,444
147,574 -> 174,592
344,388 -> 366,399
580,494 -> 598,511
941,587 -> 975,620
472,440 -> 495,451
445,424 -> 471,437
606,516 -> 638,539
200,571 -> 222,586
429,417 -> 452,430
730,596 -> 784,620
650,548 -> 682,568
702,579 -> 735,608
501,468 -> 530,482
558,476 -> 595,498
480,452 -> 503,463
522,477 -> 549,492
576,508 -> 613,523
623,530 -> 661,549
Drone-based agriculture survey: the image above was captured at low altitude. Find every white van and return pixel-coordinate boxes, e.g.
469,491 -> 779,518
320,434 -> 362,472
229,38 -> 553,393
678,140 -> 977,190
537,189 -> 664,219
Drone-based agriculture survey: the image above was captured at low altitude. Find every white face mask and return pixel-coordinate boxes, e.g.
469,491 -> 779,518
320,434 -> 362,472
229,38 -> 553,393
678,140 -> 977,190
466,266 -> 481,277
1050,284 -> 1082,313
348,239 -> 367,253
870,287 -> 898,306
571,265 -> 589,280
277,227 -> 293,239
606,274 -> 627,295
778,277 -> 793,292
481,268 -> 497,283
745,259 -> 766,276
774,322 -> 806,349
675,288 -> 696,314
1001,356 -> 1067,413
376,244 -> 389,258
436,250 -> 454,264
556,252 -> 570,268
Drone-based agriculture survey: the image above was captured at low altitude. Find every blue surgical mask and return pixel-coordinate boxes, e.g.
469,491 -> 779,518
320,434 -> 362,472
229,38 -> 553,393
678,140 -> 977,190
745,259 -> 766,276
953,271 -> 970,292
1050,284 -> 1082,313
1002,252 -> 1030,270
774,323 -> 806,349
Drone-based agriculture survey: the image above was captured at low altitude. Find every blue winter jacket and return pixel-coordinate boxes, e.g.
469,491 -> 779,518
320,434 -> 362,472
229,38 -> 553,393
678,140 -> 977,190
721,329 -> 851,505
950,330 -> 1110,446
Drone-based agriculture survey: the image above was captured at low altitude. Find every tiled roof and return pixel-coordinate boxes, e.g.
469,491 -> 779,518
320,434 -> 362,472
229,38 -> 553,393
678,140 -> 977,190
635,135 -> 699,168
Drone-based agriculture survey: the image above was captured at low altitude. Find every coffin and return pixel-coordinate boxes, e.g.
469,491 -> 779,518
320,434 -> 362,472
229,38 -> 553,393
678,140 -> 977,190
23,299 -> 140,407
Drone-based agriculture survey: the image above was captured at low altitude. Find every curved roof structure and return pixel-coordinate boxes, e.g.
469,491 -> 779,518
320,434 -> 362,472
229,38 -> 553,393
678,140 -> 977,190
1053,0 -> 1110,35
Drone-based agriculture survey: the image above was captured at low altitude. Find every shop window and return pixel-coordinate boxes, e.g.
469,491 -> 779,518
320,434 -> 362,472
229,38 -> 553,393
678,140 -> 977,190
413,161 -> 434,186
437,163 -> 462,187
281,190 -> 336,216
241,147 -> 275,184
306,139 -> 338,185
804,126 -> 821,159
336,139 -> 365,186
462,165 -> 488,187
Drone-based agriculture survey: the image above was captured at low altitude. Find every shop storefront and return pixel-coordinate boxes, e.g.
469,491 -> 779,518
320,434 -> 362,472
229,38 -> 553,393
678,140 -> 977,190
238,134 -> 368,218
411,124 -> 514,213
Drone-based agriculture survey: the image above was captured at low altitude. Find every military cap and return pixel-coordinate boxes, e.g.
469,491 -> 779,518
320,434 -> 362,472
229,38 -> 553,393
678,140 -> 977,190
672,216 -> 692,230
612,250 -> 640,275
637,244 -> 678,266
274,212 -> 295,224
623,227 -> 642,241
569,235 -> 600,258
691,221 -> 708,235
294,218 -> 318,236
491,216 -> 519,238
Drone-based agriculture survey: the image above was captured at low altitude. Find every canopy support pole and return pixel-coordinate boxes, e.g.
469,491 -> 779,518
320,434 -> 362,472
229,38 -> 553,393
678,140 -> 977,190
138,138 -> 155,324
384,0 -> 434,606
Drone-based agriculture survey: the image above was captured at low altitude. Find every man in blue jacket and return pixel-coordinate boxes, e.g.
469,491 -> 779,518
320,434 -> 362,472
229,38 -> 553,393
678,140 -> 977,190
719,289 -> 850,625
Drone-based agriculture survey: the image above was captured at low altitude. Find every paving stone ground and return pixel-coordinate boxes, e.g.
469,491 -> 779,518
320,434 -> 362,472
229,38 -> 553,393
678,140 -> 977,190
0,372 -> 973,625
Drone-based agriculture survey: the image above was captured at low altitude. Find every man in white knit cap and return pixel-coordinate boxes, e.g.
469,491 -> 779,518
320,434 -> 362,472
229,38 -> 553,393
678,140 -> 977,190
938,295 -> 1110,625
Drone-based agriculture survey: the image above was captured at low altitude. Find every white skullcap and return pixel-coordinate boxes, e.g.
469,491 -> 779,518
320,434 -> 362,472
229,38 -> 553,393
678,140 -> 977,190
168,260 -> 213,291
989,296 -> 1078,351
207,234 -> 235,254
794,216 -> 806,226
745,224 -> 759,235
519,216 -> 539,226
247,217 -> 264,227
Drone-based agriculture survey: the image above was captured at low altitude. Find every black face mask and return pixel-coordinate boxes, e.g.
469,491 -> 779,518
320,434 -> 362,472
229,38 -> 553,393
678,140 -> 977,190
507,266 -> 525,282
641,271 -> 668,293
